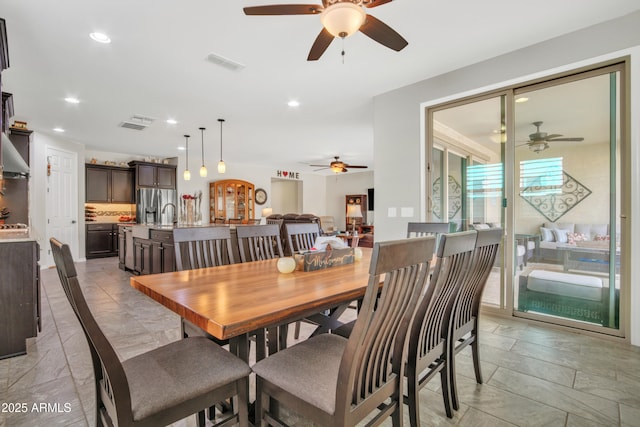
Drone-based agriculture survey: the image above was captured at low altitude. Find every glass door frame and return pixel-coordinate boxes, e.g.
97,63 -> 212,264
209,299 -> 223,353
424,58 -> 629,336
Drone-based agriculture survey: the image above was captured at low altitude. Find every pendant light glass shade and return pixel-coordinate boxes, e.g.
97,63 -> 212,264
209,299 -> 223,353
199,127 -> 207,177
218,118 -> 226,174
183,134 -> 191,181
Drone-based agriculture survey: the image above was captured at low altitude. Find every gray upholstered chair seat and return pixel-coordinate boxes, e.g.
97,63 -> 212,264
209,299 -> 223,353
123,336 -> 251,421
251,333 -> 347,415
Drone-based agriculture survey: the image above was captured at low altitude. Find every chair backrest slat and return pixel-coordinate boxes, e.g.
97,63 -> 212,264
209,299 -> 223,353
236,224 -> 284,262
335,236 -> 436,414
284,222 -> 320,255
173,226 -> 235,270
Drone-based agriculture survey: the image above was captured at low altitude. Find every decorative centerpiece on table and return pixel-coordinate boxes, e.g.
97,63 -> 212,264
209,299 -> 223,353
180,191 -> 202,225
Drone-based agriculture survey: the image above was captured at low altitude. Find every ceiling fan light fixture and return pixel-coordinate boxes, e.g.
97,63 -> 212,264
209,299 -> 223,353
320,2 -> 366,38
529,141 -> 548,153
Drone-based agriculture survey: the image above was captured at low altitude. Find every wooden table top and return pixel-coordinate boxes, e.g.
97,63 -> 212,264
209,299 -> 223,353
130,249 -> 373,340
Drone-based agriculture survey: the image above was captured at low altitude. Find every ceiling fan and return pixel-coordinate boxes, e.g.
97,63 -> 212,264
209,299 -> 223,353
243,0 -> 408,61
522,121 -> 585,153
310,156 -> 369,173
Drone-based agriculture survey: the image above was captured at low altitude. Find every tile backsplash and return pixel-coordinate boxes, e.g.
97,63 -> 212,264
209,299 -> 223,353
85,203 -> 136,223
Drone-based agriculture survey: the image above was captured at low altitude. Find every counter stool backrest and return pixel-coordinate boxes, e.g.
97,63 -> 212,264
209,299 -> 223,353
173,226 -> 235,270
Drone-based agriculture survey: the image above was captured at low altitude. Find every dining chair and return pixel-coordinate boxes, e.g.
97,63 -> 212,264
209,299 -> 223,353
448,228 -> 502,411
405,230 -> 477,425
228,218 -> 243,224
406,221 -> 450,238
173,225 -> 240,422
214,217 -> 226,224
252,236 -> 437,427
50,238 -> 250,427
284,222 -> 320,256
236,224 -> 283,263
173,226 -> 235,271
283,222 -> 323,338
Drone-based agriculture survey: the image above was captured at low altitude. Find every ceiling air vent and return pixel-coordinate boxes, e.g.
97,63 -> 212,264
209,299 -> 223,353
206,52 -> 246,72
119,114 -> 155,131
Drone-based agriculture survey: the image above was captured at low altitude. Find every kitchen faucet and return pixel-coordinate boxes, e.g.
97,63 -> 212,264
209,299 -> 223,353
161,202 -> 177,225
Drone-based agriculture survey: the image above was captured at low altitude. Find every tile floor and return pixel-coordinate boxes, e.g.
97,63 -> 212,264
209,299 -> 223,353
1,257 -> 639,426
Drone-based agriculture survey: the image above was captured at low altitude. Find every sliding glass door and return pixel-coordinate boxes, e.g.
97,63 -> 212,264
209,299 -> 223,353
428,95 -> 506,308
513,66 -> 623,333
426,61 -> 626,335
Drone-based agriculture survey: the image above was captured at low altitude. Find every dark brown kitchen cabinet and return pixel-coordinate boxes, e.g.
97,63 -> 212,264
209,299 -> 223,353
86,164 -> 134,203
150,230 -> 176,274
1,240 -> 40,359
129,161 -> 176,189
86,223 -> 119,259
134,237 -> 153,275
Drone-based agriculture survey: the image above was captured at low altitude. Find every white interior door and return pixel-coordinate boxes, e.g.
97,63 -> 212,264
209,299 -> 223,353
45,146 -> 78,262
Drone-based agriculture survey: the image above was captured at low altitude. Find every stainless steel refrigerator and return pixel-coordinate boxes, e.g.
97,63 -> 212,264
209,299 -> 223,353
136,188 -> 178,225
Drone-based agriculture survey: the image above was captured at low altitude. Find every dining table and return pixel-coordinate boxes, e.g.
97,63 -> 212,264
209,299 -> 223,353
130,248 -> 374,363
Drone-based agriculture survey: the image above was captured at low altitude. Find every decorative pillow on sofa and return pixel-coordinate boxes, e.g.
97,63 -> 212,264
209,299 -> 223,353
552,228 -> 570,243
540,227 -> 555,242
567,232 -> 588,245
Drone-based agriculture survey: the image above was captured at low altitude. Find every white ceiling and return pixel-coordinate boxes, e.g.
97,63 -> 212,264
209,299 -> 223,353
1,1 -> 638,173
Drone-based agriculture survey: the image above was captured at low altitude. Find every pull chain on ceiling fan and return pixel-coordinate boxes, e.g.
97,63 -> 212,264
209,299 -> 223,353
243,0 -> 408,61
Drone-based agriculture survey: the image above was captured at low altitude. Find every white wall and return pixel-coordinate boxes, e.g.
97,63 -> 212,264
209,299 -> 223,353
325,171 -> 374,231
373,11 -> 640,344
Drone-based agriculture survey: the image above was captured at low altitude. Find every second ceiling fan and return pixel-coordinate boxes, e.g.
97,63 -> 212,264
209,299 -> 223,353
522,121 -> 585,153
243,0 -> 408,61
311,156 -> 368,173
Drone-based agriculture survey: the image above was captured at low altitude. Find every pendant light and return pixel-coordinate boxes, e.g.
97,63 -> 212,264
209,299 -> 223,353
183,134 -> 191,181
217,118 -> 226,174
199,127 -> 207,177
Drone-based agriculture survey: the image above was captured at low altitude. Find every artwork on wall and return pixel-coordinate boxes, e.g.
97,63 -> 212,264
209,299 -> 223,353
520,170 -> 592,222
432,175 -> 462,220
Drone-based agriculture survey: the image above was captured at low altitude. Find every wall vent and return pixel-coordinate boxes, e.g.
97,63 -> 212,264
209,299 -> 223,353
206,52 -> 246,72
119,115 -> 155,131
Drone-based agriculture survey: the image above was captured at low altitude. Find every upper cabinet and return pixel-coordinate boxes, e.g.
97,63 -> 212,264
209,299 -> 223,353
86,164 -> 134,203
209,179 -> 255,223
129,161 -> 176,189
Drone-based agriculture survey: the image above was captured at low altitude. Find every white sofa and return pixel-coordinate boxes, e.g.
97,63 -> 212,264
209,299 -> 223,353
538,222 -> 610,262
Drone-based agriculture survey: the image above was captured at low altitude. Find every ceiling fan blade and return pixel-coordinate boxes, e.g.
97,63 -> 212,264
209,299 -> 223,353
243,4 -> 322,15
308,28 -> 334,61
344,165 -> 368,169
548,137 -> 585,142
359,14 -> 408,51
543,133 -> 563,140
309,164 -> 330,167
365,0 -> 394,8
313,167 -> 329,171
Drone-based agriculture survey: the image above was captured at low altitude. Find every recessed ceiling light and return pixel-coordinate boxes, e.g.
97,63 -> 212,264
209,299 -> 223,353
515,97 -> 529,103
166,119 -> 178,125
53,127 -> 65,133
287,100 -> 300,108
89,32 -> 111,44
64,97 -> 80,104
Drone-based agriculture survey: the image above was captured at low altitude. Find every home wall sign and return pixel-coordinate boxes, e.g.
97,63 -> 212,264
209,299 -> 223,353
276,170 -> 300,179
520,170 -> 592,222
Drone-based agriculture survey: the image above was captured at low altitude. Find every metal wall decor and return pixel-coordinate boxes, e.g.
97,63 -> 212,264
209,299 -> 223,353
432,175 -> 462,220
520,170 -> 592,222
